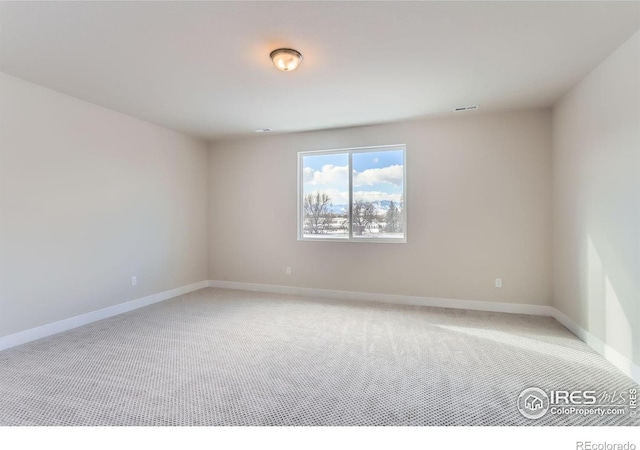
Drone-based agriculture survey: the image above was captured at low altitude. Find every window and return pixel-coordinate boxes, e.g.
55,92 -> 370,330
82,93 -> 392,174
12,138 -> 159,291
298,145 -> 406,242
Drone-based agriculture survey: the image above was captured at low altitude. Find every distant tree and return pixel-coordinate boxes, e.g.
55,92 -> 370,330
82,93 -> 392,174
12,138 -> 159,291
304,192 -> 332,234
397,195 -> 405,232
385,200 -> 400,232
352,200 -> 377,236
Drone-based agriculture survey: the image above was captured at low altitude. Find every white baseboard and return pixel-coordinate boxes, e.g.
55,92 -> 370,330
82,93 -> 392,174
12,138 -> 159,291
207,279 -> 640,384
3,278 -> 638,385
551,308 -> 640,384
0,280 -> 209,352
207,280 -> 554,316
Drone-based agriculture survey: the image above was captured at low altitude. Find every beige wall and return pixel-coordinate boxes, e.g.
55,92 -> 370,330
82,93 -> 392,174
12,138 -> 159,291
552,31 -> 640,366
208,110 -> 552,305
0,73 -> 209,337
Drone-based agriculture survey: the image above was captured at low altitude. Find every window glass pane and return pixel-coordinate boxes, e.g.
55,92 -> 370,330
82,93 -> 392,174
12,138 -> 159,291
352,149 -> 404,239
301,152 -> 349,239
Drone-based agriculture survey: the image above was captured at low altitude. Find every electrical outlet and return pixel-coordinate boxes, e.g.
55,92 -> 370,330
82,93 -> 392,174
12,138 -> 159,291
286,266 -> 291,275
131,276 -> 137,286
495,278 -> 502,288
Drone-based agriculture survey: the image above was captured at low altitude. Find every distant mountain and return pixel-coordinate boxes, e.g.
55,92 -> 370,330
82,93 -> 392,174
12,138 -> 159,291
327,200 -> 399,215
327,204 -> 348,214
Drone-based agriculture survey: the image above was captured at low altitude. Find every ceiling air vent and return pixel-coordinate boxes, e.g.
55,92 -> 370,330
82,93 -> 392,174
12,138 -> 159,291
454,105 -> 479,112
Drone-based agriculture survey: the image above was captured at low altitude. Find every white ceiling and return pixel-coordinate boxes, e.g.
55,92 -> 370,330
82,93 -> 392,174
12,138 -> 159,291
1,1 -> 639,141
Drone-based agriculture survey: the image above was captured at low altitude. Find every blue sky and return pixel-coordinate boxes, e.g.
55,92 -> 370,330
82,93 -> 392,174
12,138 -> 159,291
302,149 -> 404,205
303,153 -> 347,171
352,150 -> 403,172
302,149 -> 403,171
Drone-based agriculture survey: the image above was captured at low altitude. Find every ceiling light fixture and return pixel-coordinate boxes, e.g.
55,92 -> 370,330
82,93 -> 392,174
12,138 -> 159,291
270,48 -> 303,72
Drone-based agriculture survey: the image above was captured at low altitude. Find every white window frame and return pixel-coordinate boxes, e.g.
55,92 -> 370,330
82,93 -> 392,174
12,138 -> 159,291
297,144 -> 407,243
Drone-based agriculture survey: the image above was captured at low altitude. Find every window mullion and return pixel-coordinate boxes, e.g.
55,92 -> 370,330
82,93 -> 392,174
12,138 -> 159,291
348,151 -> 353,240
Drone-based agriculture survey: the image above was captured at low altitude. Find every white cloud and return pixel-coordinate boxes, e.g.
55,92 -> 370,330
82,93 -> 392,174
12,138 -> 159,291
303,167 -> 315,183
303,187 -> 349,205
304,164 -> 348,186
353,165 -> 403,187
322,188 -> 349,205
303,163 -> 403,205
353,191 -> 403,203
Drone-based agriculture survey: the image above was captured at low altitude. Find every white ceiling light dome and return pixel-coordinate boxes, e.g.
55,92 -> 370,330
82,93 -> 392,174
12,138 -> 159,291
270,48 -> 303,72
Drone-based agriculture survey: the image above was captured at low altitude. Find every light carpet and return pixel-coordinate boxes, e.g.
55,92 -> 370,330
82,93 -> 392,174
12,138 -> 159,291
0,288 -> 637,426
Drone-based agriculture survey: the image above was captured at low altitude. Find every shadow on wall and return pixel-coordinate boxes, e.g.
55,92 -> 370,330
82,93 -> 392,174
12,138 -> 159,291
586,234 -> 636,370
